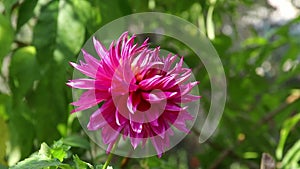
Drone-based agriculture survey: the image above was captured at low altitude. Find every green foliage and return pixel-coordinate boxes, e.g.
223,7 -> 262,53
0,0 -> 299,168
0,14 -> 14,65
16,0 -> 38,30
10,140 -> 108,169
276,113 -> 300,169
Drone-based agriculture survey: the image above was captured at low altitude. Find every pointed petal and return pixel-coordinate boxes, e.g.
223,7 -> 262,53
93,37 -> 108,60
87,109 -> 107,130
102,126 -> 120,144
81,49 -> 101,70
69,62 -> 96,78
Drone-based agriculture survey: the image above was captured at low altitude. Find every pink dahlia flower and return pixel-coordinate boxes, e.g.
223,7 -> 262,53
67,32 -> 200,157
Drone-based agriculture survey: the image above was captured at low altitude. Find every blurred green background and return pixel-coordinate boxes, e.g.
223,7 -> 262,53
0,0 -> 299,169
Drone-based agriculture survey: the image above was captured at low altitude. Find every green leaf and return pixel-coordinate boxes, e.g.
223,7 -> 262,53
10,156 -> 62,169
7,102 -> 35,165
16,0 -> 38,30
0,14 -> 14,65
51,140 -> 70,162
281,140 -> 300,168
38,143 -> 51,158
3,0 -> 19,15
73,155 -> 94,169
206,4 -> 215,40
9,46 -> 38,102
10,141 -> 72,169
32,0 -> 58,64
276,113 -> 300,160
28,63 -> 69,143
95,164 -> 112,169
63,135 -> 90,150
33,0 -> 85,65
0,116 -> 8,165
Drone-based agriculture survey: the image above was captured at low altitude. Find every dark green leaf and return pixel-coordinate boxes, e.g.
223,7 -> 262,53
17,0 -> 38,30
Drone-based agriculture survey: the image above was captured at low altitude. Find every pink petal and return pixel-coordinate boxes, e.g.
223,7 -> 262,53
69,62 -> 96,78
71,90 -> 108,106
87,100 -> 115,130
150,136 -> 164,158
67,79 -> 109,90
87,109 -> 107,130
81,49 -> 101,70
130,121 -> 143,133
66,79 -> 95,90
151,119 -> 165,138
102,125 -> 120,144
130,136 -> 142,149
93,37 -> 108,60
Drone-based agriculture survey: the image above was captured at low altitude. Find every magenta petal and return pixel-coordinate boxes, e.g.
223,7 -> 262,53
150,119 -> 159,126
130,121 -> 143,133
151,120 -> 165,138
180,81 -> 199,96
69,62 -> 96,78
175,70 -> 191,85
71,90 -> 96,106
70,103 -> 96,113
115,110 -> 126,126
102,126 -> 120,144
173,121 -> 189,133
141,91 -> 167,102
139,75 -> 162,90
81,49 -> 101,70
87,109 -> 107,130
150,137 -> 164,158
68,32 -> 201,157
165,103 -> 182,111
93,37 -> 108,60
67,79 -> 95,90
130,137 -> 142,149
175,94 -> 201,103
87,99 -> 115,130
127,94 -> 136,114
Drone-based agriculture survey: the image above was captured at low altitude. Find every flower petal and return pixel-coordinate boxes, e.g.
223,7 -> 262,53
93,37 -> 108,60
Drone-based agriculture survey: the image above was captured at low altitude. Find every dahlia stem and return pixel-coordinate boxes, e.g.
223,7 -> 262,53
102,136 -> 120,169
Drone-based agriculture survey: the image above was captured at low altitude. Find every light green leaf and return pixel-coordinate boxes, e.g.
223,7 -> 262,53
3,0 -> 19,15
51,140 -> 70,162
0,14 -> 14,65
38,143 -> 51,158
73,155 -> 94,169
10,156 -> 62,169
206,4 -> 215,40
281,140 -> 300,168
276,113 -> 300,160
9,46 -> 38,102
10,142 -> 72,169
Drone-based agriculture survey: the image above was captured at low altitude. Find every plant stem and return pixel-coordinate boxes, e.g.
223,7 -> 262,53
102,136 -> 121,169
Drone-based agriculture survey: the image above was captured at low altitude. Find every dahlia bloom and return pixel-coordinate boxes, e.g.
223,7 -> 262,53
67,32 -> 200,157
